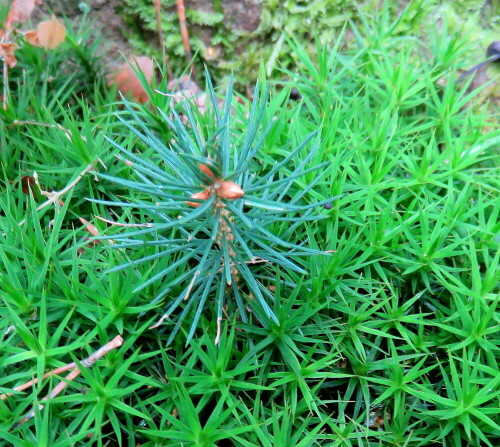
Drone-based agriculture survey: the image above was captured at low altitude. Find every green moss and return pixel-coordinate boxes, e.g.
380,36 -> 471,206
121,0 -> 238,81
120,0 -> 499,88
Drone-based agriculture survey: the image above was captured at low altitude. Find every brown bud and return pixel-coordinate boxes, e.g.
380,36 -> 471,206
187,190 -> 211,207
198,163 -> 216,181
216,181 -> 244,200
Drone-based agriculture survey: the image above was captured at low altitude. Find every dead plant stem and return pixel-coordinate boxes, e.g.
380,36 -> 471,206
17,161 -> 98,227
176,0 -> 197,82
154,0 -> 173,79
6,335 -> 124,425
2,59 -> 8,110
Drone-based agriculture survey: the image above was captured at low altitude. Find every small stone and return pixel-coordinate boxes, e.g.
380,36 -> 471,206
290,87 -> 302,100
486,41 -> 500,59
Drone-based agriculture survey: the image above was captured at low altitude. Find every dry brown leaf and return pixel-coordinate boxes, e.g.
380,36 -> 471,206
77,218 -> 102,255
108,56 -> 154,103
5,0 -> 37,26
79,218 -> 100,237
0,43 -> 19,68
368,411 -> 390,428
20,175 -> 38,195
24,29 -> 40,46
7,175 -> 39,197
36,16 -> 66,49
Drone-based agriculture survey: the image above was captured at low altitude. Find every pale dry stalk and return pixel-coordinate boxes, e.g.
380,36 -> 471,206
0,363 -> 76,401
11,120 -> 84,142
96,215 -> 153,228
2,58 -> 8,110
12,335 -> 124,425
17,160 -> 98,227
153,0 -> 173,78
216,204 -> 238,280
176,0 -> 197,82
214,200 -> 238,345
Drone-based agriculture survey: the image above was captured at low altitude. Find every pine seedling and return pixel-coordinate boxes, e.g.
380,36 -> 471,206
93,73 -> 333,344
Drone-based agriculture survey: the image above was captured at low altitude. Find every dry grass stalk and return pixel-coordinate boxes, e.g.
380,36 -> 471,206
5,335 -> 125,425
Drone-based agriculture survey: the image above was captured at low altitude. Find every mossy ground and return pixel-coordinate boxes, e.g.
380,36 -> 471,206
0,2 -> 499,446
120,0 -> 499,89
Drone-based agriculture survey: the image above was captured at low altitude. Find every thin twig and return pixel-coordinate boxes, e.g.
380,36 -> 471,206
215,256 -> 270,276
176,0 -> 197,82
2,59 -> 8,110
16,368 -> 82,425
214,317 -> 222,345
17,161 -> 98,227
182,270 -> 201,301
15,335 -> 124,425
1,363 -> 77,401
154,0 -> 173,79
79,217 -> 100,236
78,217 -> 116,251
457,54 -> 500,81
153,90 -> 182,97
96,216 -> 153,228
10,120 -> 83,142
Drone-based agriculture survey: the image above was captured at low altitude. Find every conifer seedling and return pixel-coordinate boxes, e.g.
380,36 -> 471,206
93,73 -> 333,344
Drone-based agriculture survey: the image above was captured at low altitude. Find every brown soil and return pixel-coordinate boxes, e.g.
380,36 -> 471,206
40,0 -> 261,70
41,0 -> 135,67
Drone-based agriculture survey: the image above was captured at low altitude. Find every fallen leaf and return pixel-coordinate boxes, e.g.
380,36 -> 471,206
24,29 -> 40,46
8,175 -> 38,196
36,16 -> 66,49
79,218 -> 100,237
21,175 -> 38,195
5,0 -> 37,25
368,410 -> 390,428
108,56 -> 154,103
0,43 -> 19,68
77,218 -> 102,255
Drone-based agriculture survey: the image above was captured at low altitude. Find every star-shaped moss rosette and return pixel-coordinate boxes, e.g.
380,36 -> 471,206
91,74 -> 335,344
